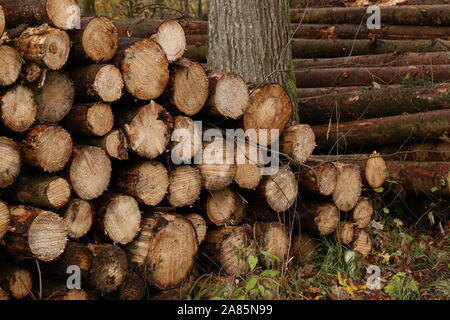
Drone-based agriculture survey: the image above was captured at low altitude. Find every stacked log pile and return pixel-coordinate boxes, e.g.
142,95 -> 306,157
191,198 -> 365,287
0,0 -> 448,301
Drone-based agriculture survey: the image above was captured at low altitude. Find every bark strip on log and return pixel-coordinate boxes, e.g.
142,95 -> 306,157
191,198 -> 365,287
380,142 -> 450,162
83,129 -> 129,161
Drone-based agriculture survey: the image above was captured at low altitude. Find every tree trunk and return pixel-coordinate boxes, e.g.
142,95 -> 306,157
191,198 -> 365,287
299,83 -> 450,125
295,52 -> 450,69
296,65 -> 450,88
208,0 -> 298,120
0,0 -> 81,30
0,137 -> 21,188
62,199 -> 93,240
82,0 -> 96,15
65,102 -> 114,137
385,161 -> 450,197
379,142 -> 450,162
1,85 -> 37,133
167,166 -> 202,208
205,187 -> 246,226
312,109 -> 450,153
82,129 -> 129,161
291,5 -> 450,25
280,124 -> 316,163
21,125 -> 73,173
0,46 -> 22,87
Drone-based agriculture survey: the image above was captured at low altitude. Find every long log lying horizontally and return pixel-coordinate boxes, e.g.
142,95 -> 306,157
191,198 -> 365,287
380,142 -> 450,162
312,109 -> 450,152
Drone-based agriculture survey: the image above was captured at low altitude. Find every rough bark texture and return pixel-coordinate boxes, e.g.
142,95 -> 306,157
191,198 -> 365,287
0,137 -> 21,188
299,84 -> 450,125
83,129 -> 129,161
380,142 -> 450,162
186,213 -> 207,245
312,110 -> 450,153
208,0 -> 298,120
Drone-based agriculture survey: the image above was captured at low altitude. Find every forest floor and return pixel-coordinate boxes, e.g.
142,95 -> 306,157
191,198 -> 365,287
189,212 -> 450,300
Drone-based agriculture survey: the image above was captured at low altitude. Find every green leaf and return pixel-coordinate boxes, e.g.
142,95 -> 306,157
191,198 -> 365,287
248,255 -> 258,271
245,276 -> 258,292
261,270 -> 280,278
260,250 -> 281,261
383,207 -> 390,214
431,187 -> 439,193
249,288 -> 259,297
210,296 -> 224,300
258,284 -> 266,295
373,187 -> 384,193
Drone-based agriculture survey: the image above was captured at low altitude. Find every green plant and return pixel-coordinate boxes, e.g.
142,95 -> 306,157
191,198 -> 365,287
384,272 -> 421,300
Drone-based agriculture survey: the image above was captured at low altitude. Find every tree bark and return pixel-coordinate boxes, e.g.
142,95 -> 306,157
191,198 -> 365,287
208,0 -> 298,120
186,213 -> 207,245
0,0 -> 81,30
380,142 -> 450,162
82,129 -> 129,161
312,109 -> 450,153
296,65 -> 450,88
299,84 -> 450,125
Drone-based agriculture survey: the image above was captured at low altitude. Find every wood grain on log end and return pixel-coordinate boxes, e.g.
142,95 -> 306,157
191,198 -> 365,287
0,5 -> 4,37
0,46 -> 22,86
46,0 -> 81,30
62,199 -> 94,239
1,85 -> 37,133
66,103 -> 114,137
151,20 -> 186,62
261,166 -> 298,213
281,125 -> 316,163
352,230 -> 372,256
0,265 -> 32,299
352,197 -> 374,229
168,166 -> 202,208
234,142 -> 263,190
298,160 -> 338,196
78,17 -> 118,63
365,152 -> 387,188
170,116 -> 201,164
253,222 -> 290,268
22,125 -> 73,173
333,163 -> 362,212
0,137 -> 21,188
337,222 -> 355,245
206,187 -> 246,226
186,213 -> 207,245
304,202 -> 340,236
0,201 -> 9,239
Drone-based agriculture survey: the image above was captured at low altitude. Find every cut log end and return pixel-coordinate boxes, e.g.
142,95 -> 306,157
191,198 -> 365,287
311,203 -> 340,236
300,161 -> 338,196
62,199 -> 94,240
234,142 -> 263,190
262,166 -> 298,213
186,213 -> 207,245
0,46 -> 22,86
69,146 -> 111,200
206,187 -> 246,226
45,177 -> 71,209
352,197 -> 374,229
152,20 -> 186,62
168,166 -> 202,208
0,137 -> 21,188
0,266 -> 33,300
352,230 -> 372,256
281,125 -> 316,163
170,116 -> 201,164
337,222 -> 355,245
365,152 -> 387,188
119,39 -> 169,100
22,125 -> 73,173
333,163 -> 362,212
99,194 -> 141,245
81,17 -> 118,63
42,30 -> 71,69
28,212 -> 68,262
0,201 -> 9,239
171,60 -> 208,116
46,0 -> 81,30
104,130 -> 129,160
34,71 -> 75,124
291,234 -> 318,264
1,86 -> 37,133
209,73 -> 250,119
254,222 -> 290,268
0,5 -> 4,37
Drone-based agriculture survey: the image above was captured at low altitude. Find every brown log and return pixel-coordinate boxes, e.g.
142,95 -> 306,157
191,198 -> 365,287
297,160 -> 338,196
185,213 -> 207,245
88,244 -> 128,294
0,287 -> 9,300
69,64 -> 123,102
298,86 -> 375,98
291,5 -> 450,25
244,83 -> 292,146
13,25 -> 70,70
207,72 -> 250,120
32,71 -> 75,124
260,166 -> 298,213
65,102 -> 114,137
352,229 -> 372,256
0,137 -> 21,188
43,284 -> 91,300
311,152 -> 387,189
115,161 -> 169,206
291,233 -> 319,264
61,199 -> 93,239
336,222 -> 356,245
184,44 -> 207,63
5,175 -> 71,210
167,58 -> 208,116
205,187 -> 246,226
22,125 -> 73,173
0,0 -> 80,30
296,65 -> 450,88
351,197 -> 374,229
299,202 -> 340,236
293,0 -> 450,7
151,269 -> 199,300
405,197 -> 449,218
234,141 -> 263,190
7,205 -> 67,261
68,145 -> 111,200
198,138 -> 237,191
95,193 -> 141,245
148,20 -> 186,63
0,46 -> 22,86
82,129 -> 129,161
312,110 -> 450,153
281,124 -> 316,163
170,116 -> 202,164
386,161 -> 450,197
113,38 -> 169,100
0,264 -> 32,299
0,85 -> 37,133
202,226 -> 253,276
136,213 -> 198,290
115,272 -> 146,301
167,166 -> 202,208
49,241 -> 93,280
0,5 -> 4,37
118,101 -> 173,159
0,201 -> 9,239
295,52 -> 450,69
70,16 -> 118,63
115,18 -> 207,37
252,222 -> 290,268
380,142 -> 450,162
333,163 -> 362,212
